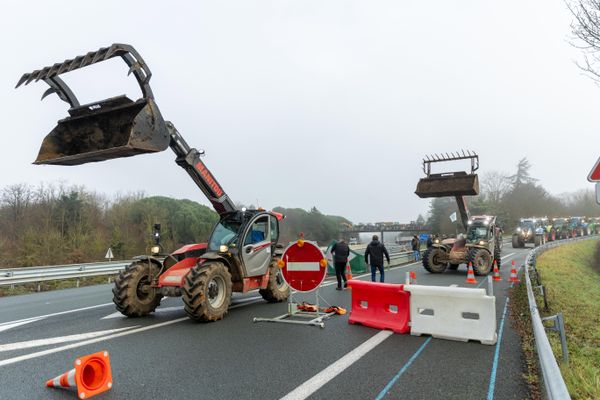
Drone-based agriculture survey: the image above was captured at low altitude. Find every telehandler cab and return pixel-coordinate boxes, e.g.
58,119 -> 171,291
17,43 -> 290,321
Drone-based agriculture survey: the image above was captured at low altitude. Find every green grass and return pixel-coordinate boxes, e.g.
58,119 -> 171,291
0,275 -> 117,297
536,239 -> 600,400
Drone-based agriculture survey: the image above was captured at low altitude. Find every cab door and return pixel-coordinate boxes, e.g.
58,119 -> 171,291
241,214 -> 273,277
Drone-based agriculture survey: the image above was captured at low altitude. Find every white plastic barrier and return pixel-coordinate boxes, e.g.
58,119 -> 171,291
404,285 -> 497,345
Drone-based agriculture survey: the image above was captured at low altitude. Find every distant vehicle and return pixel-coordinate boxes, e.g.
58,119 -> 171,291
512,218 -> 546,248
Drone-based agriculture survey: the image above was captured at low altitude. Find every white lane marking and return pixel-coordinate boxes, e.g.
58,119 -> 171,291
0,327 -> 138,352
0,303 -> 114,329
0,299 -> 264,367
0,317 -> 46,333
280,330 -> 394,400
321,262 -> 421,287
101,296 -> 263,319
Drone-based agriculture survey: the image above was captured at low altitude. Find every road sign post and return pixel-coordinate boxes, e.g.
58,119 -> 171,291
253,238 -> 335,328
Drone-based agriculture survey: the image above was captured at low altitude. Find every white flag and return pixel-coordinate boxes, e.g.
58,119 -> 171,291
449,212 -> 457,222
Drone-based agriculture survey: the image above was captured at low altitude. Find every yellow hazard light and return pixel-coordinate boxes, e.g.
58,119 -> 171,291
277,260 -> 285,269
297,239 -> 304,247
320,259 -> 328,268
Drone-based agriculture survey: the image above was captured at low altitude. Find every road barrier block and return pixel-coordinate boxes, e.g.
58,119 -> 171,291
347,280 -> 410,334
404,285 -> 497,345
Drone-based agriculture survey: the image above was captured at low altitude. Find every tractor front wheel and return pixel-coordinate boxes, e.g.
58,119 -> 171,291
468,249 -> 493,276
259,261 -> 290,302
183,262 -> 232,322
112,260 -> 163,317
423,247 -> 448,273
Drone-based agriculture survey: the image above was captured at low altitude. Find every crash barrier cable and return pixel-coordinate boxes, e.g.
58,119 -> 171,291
523,235 -> 599,400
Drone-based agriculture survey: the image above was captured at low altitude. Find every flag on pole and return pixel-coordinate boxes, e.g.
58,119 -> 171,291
449,212 -> 457,222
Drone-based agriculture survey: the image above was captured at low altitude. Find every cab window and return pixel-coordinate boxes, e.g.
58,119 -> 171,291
244,216 -> 269,245
270,216 -> 279,243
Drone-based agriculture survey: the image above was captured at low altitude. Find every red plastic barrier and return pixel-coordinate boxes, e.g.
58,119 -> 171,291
347,280 -> 410,334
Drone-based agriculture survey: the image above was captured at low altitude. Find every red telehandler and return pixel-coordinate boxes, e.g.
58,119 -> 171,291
17,44 -> 290,321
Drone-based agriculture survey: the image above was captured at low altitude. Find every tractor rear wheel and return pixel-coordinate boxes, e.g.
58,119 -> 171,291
112,260 -> 163,317
183,262 -> 232,322
468,249 -> 493,276
423,248 -> 447,273
259,260 -> 290,302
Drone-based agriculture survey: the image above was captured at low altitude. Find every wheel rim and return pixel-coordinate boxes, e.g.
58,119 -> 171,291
136,275 -> 153,303
207,275 -> 226,308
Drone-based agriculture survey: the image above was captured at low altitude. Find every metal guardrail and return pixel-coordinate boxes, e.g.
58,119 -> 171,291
0,261 -> 131,286
523,234 -> 599,400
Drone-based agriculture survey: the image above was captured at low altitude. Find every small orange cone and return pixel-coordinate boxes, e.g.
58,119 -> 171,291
492,261 -> 502,282
509,261 -> 519,283
46,350 -> 112,399
410,271 -> 417,284
345,261 -> 353,281
466,262 -> 477,284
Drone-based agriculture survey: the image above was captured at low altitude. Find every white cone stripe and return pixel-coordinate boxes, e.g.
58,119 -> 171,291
67,369 -> 76,386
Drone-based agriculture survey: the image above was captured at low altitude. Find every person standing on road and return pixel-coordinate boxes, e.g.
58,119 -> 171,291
365,235 -> 390,282
426,234 -> 433,249
411,235 -> 421,261
331,239 -> 350,290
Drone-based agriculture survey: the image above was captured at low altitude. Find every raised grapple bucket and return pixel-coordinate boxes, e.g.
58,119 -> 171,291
415,171 -> 479,198
414,151 -> 480,198
16,44 -> 169,165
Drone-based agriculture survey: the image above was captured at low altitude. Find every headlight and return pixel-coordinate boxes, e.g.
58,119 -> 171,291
151,245 -> 161,255
516,228 -> 522,232
219,245 -> 229,253
434,239 -> 440,244
479,240 -> 486,245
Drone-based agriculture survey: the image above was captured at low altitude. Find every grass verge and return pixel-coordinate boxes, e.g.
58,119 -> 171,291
534,239 -> 600,399
0,275 -> 117,297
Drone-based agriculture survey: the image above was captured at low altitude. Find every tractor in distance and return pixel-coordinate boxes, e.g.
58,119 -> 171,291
511,217 -> 546,248
551,217 -> 571,240
17,43 -> 290,322
569,216 -> 590,237
414,152 -> 502,275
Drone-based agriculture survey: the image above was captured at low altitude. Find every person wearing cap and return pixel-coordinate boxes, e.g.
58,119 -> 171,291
331,238 -> 350,290
365,235 -> 390,282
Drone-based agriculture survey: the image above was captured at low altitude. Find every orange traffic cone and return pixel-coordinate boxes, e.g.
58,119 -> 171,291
410,270 -> 417,284
509,261 -> 519,283
466,263 -> 477,284
345,262 -> 353,281
46,350 -> 112,399
492,261 -> 502,282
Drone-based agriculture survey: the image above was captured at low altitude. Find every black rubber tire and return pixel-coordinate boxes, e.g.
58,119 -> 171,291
511,235 -> 520,248
422,247 -> 448,273
468,248 -> 493,276
183,262 -> 232,322
448,263 -> 459,270
112,260 -> 163,317
259,261 -> 290,302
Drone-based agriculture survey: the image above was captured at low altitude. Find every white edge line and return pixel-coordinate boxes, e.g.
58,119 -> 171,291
0,302 -> 114,327
279,330 -> 394,400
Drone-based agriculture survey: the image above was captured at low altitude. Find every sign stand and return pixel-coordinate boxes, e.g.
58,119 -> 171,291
253,286 -> 335,328
253,237 -> 335,328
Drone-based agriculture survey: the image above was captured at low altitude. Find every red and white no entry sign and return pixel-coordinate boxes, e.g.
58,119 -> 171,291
279,239 -> 327,292
588,156 -> 600,182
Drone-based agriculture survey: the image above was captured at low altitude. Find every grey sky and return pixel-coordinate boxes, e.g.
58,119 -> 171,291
1,0 -> 598,223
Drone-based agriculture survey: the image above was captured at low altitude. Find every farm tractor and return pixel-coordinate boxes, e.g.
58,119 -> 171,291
17,44 -> 290,321
511,218 -> 546,248
551,218 -> 571,240
415,152 -> 502,275
569,217 -> 590,237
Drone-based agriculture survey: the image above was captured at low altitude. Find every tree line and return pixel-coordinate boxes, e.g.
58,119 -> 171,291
425,158 -> 599,235
0,183 -> 349,268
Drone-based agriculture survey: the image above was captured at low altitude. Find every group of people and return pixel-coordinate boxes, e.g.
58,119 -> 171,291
331,234 -> 435,288
331,235 -> 390,288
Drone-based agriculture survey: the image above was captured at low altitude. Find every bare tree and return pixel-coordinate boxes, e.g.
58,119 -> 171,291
480,171 -> 511,204
568,0 -> 600,81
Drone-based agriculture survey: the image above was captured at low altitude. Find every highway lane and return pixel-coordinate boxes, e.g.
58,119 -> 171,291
0,246 -> 531,399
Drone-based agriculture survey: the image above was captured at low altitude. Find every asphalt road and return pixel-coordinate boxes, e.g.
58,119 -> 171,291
0,246 -> 531,399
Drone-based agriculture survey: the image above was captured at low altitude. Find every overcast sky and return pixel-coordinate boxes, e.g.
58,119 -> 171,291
1,0 -> 599,223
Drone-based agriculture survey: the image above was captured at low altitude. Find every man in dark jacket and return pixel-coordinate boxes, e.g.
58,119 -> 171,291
331,239 -> 350,290
365,235 -> 390,282
411,235 -> 421,261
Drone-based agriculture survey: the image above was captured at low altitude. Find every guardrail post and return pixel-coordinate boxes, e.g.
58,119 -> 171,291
37,282 -> 40,292
76,279 -> 80,288
536,285 -> 549,312
542,313 -> 570,364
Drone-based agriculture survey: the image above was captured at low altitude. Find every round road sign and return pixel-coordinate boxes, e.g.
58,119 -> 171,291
279,239 -> 327,292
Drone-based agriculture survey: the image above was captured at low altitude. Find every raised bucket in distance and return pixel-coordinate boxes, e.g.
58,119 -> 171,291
415,172 -> 479,198
34,95 -> 170,165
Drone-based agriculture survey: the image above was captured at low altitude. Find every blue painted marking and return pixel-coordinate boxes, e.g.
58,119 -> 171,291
374,337 -> 432,400
487,293 -> 511,400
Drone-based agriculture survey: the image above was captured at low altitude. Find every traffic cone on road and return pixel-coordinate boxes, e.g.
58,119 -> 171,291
466,263 -> 477,284
509,261 -> 519,283
492,261 -> 502,282
410,270 -> 417,284
46,350 -> 113,399
345,261 -> 353,281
